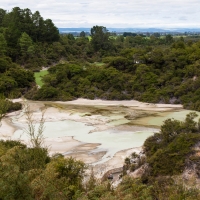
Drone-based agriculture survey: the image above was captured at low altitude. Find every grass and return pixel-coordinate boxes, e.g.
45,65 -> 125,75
88,36 -> 92,41
93,62 -> 105,66
34,70 -> 48,87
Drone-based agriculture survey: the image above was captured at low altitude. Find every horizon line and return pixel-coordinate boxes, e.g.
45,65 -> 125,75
58,27 -> 200,29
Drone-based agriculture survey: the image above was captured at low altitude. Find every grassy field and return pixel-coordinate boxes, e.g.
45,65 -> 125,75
34,70 -> 48,87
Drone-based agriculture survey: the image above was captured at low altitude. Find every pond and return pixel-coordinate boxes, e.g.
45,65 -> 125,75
12,120 -> 157,164
134,109 -> 200,127
8,100 -> 200,165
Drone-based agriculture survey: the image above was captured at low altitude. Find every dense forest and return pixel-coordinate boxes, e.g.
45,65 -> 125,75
26,34 -> 200,111
1,7 -> 200,111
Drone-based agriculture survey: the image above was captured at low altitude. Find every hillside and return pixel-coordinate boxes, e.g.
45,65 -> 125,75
27,40 -> 200,112
1,7 -> 200,113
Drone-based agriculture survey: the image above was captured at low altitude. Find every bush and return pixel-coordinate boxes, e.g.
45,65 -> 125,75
7,102 -> 22,112
144,112 -> 200,176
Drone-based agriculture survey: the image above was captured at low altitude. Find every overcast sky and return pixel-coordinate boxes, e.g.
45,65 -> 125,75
1,0 -> 200,28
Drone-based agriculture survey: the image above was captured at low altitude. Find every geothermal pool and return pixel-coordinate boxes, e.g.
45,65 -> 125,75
2,99 -> 200,168
13,120 -> 157,164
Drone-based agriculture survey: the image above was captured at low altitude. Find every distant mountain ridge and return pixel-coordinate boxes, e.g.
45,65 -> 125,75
59,27 -> 200,33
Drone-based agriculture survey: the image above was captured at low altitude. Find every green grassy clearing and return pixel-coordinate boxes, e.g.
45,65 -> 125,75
93,62 -> 105,66
34,70 -> 48,87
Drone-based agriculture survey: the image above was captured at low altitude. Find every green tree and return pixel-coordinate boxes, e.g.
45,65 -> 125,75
42,19 -> 59,42
0,8 -> 6,26
144,112 -> 200,176
160,118 -> 182,143
0,33 -> 7,55
32,10 -> 44,42
19,32 -> 33,59
6,67 -> 34,88
0,96 -> 10,124
0,76 -> 17,94
0,145 -> 49,199
90,25 -> 111,52
31,157 -> 86,199
165,34 -> 173,44
80,31 -> 86,37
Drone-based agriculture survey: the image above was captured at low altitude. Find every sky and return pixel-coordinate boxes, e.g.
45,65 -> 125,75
1,0 -> 200,28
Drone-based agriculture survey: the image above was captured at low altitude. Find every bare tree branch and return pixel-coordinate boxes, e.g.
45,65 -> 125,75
23,102 -> 46,148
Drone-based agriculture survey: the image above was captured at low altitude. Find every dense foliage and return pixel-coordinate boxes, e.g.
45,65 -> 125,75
0,7 -> 61,71
0,140 -> 86,199
28,39 -> 200,111
1,7 -> 200,111
144,112 -> 200,177
25,63 -> 133,101
0,56 -> 34,97
0,139 -> 200,200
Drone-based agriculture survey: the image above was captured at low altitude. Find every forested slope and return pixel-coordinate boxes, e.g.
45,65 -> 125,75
1,7 -> 200,112
28,40 -> 200,111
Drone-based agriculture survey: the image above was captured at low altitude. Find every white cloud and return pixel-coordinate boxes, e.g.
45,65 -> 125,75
1,0 -> 200,28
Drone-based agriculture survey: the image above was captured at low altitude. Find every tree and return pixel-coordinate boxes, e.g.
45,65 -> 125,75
80,31 -> 86,37
90,25 -> 111,52
19,32 -> 33,59
6,67 -> 34,88
123,32 -> 137,37
2,7 -> 24,59
0,96 -> 10,125
0,142 -> 49,199
153,32 -> 160,38
22,8 -> 34,37
165,34 -> 173,44
42,19 -> 59,42
32,10 -> 44,42
160,118 -> 182,143
0,33 -> 7,55
31,157 -> 86,199
24,103 -> 45,148
0,76 -> 17,95
144,112 -> 200,177
0,8 -> 6,26
0,57 -> 12,73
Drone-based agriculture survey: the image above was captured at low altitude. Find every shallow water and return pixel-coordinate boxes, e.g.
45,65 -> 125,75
108,118 -> 130,126
11,106 -> 200,165
13,120 -> 157,164
134,110 -> 200,127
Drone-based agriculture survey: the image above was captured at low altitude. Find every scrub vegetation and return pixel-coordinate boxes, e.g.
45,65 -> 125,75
144,112 -> 200,176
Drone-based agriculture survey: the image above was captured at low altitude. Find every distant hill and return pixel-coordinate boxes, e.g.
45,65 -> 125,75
58,27 -> 200,33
